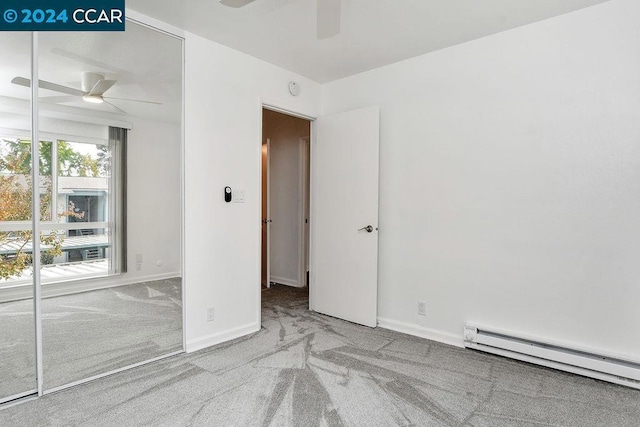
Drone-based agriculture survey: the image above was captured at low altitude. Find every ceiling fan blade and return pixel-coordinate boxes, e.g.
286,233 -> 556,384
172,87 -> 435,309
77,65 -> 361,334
88,79 -> 117,96
103,96 -> 163,105
11,76 -> 31,88
39,96 -> 79,104
219,0 -> 256,7
103,100 -> 127,115
317,0 -> 341,40
11,76 -> 86,97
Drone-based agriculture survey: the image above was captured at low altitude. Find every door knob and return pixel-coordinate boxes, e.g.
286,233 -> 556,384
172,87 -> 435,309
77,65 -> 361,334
358,225 -> 374,233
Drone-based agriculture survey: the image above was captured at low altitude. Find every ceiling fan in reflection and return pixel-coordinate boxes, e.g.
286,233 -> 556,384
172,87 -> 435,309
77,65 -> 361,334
219,0 -> 342,40
11,71 -> 162,114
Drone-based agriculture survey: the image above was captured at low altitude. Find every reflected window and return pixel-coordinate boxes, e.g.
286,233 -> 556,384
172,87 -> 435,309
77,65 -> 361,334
0,131 -> 125,285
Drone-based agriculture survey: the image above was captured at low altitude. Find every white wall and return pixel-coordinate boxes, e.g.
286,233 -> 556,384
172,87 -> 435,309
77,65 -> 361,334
263,109 -> 310,287
126,115 -> 182,280
322,0 -> 640,359
0,108 -> 108,143
184,33 -> 321,351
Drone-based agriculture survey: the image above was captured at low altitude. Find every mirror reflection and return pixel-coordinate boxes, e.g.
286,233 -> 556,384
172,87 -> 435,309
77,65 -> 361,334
0,22 -> 183,394
0,32 -> 37,404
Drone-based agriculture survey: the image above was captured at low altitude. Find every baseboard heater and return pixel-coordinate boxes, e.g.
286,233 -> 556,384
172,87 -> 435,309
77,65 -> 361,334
464,324 -> 640,390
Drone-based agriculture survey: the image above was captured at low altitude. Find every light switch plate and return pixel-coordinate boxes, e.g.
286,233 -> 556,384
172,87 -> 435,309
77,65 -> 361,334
233,190 -> 245,203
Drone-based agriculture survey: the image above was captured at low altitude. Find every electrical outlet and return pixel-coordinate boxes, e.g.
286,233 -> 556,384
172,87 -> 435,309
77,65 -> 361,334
418,301 -> 427,316
206,306 -> 215,322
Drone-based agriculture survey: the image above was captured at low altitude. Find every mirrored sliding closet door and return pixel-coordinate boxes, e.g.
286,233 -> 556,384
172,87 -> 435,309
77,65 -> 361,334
0,20 -> 183,398
0,32 -> 37,404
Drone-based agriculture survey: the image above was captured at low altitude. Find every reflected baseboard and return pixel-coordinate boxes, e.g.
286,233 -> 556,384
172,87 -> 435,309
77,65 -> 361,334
42,350 -> 184,396
0,272 -> 181,303
0,390 -> 38,409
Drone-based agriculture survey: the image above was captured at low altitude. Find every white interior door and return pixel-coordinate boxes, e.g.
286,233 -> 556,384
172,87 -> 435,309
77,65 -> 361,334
310,106 -> 380,327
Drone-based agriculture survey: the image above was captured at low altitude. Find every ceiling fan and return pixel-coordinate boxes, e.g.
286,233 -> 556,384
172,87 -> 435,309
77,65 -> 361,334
219,0 -> 341,40
11,71 -> 162,114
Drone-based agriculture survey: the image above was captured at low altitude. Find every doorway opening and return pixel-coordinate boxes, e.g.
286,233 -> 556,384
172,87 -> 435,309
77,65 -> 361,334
261,108 -> 311,308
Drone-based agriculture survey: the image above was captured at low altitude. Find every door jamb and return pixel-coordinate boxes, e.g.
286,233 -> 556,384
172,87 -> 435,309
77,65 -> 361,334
261,138 -> 272,289
298,136 -> 310,289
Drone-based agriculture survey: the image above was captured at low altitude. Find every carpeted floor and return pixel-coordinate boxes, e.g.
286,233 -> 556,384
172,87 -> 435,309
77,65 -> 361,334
1,284 -> 639,426
0,278 -> 182,399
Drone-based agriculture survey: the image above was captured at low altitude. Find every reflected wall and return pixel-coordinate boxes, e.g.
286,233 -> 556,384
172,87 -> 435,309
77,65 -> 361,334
0,21 -> 183,397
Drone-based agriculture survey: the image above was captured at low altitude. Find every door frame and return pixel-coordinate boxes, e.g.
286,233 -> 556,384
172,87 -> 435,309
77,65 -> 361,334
299,136 -> 310,288
262,138 -> 271,289
263,134 -> 309,289
258,101 -> 317,321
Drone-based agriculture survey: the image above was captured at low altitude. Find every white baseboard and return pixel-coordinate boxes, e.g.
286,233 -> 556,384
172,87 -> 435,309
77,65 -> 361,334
185,321 -> 261,353
0,272 -> 181,303
377,317 -> 464,348
270,276 -> 301,287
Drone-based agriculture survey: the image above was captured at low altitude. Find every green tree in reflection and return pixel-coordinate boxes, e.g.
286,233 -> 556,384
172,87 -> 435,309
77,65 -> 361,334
0,138 -> 99,280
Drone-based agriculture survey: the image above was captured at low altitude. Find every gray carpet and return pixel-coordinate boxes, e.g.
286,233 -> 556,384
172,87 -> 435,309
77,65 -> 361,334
0,278 -> 182,398
1,284 -> 639,426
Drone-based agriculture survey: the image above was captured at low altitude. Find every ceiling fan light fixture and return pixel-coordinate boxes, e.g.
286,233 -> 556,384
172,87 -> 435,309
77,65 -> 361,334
83,94 -> 104,104
317,0 -> 341,39
81,71 -> 106,92
219,0 -> 255,8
